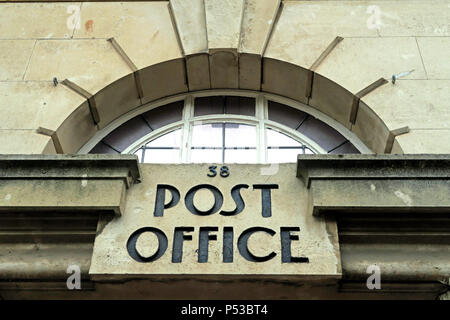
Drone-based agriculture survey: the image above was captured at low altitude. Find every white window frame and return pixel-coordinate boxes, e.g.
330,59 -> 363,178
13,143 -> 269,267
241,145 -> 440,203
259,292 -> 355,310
78,91 -> 372,160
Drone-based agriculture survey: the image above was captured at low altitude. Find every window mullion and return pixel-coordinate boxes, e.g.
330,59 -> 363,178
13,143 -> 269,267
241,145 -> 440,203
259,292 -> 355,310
256,94 -> 266,164
181,95 -> 194,163
222,123 -> 226,163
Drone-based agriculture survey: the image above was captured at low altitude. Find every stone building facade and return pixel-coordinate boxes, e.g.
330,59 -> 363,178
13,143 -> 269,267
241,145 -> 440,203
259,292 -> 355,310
0,0 -> 449,299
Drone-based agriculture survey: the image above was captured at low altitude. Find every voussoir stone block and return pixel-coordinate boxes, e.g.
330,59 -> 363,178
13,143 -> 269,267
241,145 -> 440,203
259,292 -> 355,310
352,101 -> 391,154
262,58 -> 309,104
55,101 -> 97,154
185,53 -> 211,91
239,0 -> 280,55
170,0 -> 210,91
205,0 -> 245,89
308,73 -> 355,129
170,0 -> 208,55
238,0 -> 280,90
139,59 -> 188,105
94,73 -> 140,130
209,51 -> 239,89
239,53 -> 261,91
205,0 -> 244,50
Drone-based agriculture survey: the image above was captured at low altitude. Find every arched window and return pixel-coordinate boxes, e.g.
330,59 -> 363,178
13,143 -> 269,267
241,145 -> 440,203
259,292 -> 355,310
84,93 -> 367,163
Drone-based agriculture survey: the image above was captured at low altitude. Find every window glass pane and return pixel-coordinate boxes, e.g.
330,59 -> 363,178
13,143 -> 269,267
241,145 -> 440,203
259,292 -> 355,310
102,117 -> 151,152
191,123 -> 223,147
268,100 -> 307,129
194,96 -> 224,116
266,128 -> 302,147
305,148 -> 314,154
267,148 -> 303,163
147,129 -> 181,148
194,96 -> 256,117
143,149 -> 180,163
224,149 -> 257,163
225,123 -> 256,148
190,149 -> 222,163
141,101 -> 183,130
90,141 -> 119,154
134,149 -> 143,162
297,117 -> 346,152
225,97 -> 255,116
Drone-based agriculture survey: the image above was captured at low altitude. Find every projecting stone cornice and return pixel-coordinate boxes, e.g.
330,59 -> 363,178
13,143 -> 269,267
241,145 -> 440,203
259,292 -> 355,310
0,155 -> 141,215
297,154 -> 450,216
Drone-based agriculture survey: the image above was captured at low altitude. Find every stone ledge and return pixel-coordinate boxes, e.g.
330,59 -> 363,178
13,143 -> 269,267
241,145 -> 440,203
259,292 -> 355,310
0,155 -> 141,215
297,154 -> 450,216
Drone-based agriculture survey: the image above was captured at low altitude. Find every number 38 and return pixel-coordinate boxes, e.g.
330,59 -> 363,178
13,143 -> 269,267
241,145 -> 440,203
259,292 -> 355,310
207,165 -> 230,178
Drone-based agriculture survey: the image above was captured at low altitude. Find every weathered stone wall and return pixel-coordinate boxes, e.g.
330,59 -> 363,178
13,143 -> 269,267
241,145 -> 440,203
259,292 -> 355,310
0,0 -> 449,154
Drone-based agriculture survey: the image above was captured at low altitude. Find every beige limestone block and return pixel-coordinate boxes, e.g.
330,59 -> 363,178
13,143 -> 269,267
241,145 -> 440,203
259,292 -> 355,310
0,82 -> 42,130
24,39 -> 130,93
374,0 -> 450,36
42,138 -> 57,154
416,37 -> 450,79
394,130 -> 450,154
0,81 -> 85,131
35,82 -> 87,132
205,0 -> 245,50
0,130 -> 52,154
239,0 -> 280,55
0,40 -> 35,81
265,1 -> 377,67
24,39 -> 140,128
0,81 -> 96,153
170,0 -> 208,55
0,3 -> 78,39
362,80 -> 450,130
75,2 -> 182,69
315,37 -> 427,94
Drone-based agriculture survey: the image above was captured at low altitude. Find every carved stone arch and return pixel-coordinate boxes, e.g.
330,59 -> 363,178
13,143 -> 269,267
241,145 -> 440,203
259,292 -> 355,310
47,56 -> 396,156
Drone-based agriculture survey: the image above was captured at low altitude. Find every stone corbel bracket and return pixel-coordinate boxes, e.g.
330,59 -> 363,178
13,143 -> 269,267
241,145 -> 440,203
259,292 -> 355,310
297,154 -> 450,216
0,155 -> 141,216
